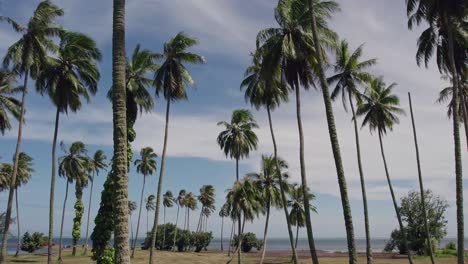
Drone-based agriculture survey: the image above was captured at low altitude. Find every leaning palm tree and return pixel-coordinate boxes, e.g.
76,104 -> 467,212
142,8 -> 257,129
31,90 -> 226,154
57,141 -> 88,260
172,189 -> 186,250
219,203 -> 230,251
83,150 -> 107,255
0,3 -> 64,261
149,32 -> 205,263
0,70 -> 21,136
248,155 -> 289,264
162,191 -> 174,248
406,1 -> 466,262
35,30 -> 101,259
132,147 -> 157,257
145,195 -> 156,234
197,185 -> 215,233
288,183 -> 316,250
217,109 -> 259,182
328,40 -> 377,264
357,77 -> 413,264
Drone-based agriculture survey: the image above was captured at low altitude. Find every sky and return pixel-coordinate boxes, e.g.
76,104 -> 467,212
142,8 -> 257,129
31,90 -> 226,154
0,0 -> 466,243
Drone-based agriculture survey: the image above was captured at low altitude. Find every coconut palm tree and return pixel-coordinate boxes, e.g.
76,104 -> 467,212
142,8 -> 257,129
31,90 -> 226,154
128,200 -> 137,251
406,1 -> 466,262
83,150 -> 107,255
357,77 -> 413,264
241,51 -> 300,262
0,3 -> 63,261
288,183 -> 316,250
149,32 -> 205,263
328,40 -> 377,264
145,195 -> 156,234
172,189 -> 186,250
132,147 -> 157,257
247,155 -> 288,264
197,185 -> 215,233
184,192 -> 197,231
219,203 -> 229,251
217,109 -> 259,182
162,191 -> 174,248
0,70 -> 21,136
57,142 -> 88,260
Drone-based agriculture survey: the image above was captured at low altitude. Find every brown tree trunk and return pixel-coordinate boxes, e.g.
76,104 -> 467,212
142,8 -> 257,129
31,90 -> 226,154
172,205 -> 180,251
132,175 -> 146,257
58,181 -> 69,262
220,216 -> 224,251
259,197 -> 271,264
14,190 -> 20,257
237,214 -> 242,264
83,173 -> 95,255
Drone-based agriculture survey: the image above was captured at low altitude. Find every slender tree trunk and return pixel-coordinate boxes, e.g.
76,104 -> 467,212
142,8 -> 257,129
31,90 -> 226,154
235,158 -> 239,181
196,208 -> 203,233
14,189 -> 20,257
205,216 -> 208,233
295,85 -> 319,264
149,99 -> 171,264
162,206 -> 166,250
267,106 -> 299,263
130,214 -> 134,250
0,71 -> 28,264
221,216 -> 224,251
58,182 -> 69,262
378,132 -> 414,264
259,198 -> 271,264
408,93 -> 435,264
349,94 -> 373,264
228,219 -> 235,256
132,175 -> 146,257
187,209 -> 190,231
295,225 -> 299,250
83,173 -> 95,255
172,205 -> 180,251
237,214 -> 242,264
146,209 -> 149,234
461,95 -> 468,151
307,2 -> 357,263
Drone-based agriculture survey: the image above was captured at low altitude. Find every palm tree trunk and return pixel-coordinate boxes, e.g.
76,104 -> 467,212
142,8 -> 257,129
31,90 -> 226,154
111,0 -> 130,263
187,209 -> 190,231
58,181 -> 69,262
130,214 -> 134,250
14,189 -> 20,257
131,175 -> 146,257
237,214 -> 242,264
228,219 -> 235,256
349,94 -> 373,264
221,216 -> 224,251
172,205 -> 180,251
378,132 -> 414,264
295,225 -> 299,250
294,84 -> 319,264
196,208 -> 203,233
146,209 -> 149,234
408,93 -> 435,264
83,173 -> 95,255
162,206 -> 166,250
0,71 -> 28,264
235,158 -> 239,181
267,106 -> 299,263
445,20 -> 464,264
205,216 -> 208,233
307,2 -> 357,263
48,105 -> 60,263
259,198 -> 271,264
461,95 -> 468,151
149,98 -> 171,264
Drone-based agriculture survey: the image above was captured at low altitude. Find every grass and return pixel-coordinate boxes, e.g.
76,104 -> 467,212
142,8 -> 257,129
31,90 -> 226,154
7,249 -> 459,264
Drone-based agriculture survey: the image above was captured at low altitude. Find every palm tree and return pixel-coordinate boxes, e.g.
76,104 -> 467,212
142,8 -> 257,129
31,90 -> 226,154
57,142 -> 88,260
241,51 -> 299,263
247,155 -> 288,264
145,195 -> 156,234
34,30 -> 101,258
184,192 -> 197,231
288,183 -> 316,250
128,200 -> 137,251
328,40 -> 377,264
406,1 -> 466,262
217,109 -> 259,182
0,3 -> 63,262
83,150 -> 107,255
357,77 -> 413,264
162,191 -> 174,248
0,70 -> 21,136
149,32 -> 205,263
172,189 -> 186,250
197,185 -> 215,233
219,203 -> 230,251
132,147 -> 157,257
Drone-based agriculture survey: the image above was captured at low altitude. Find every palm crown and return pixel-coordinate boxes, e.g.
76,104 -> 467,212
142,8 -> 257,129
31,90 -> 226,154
0,70 -> 22,135
134,147 -> 158,177
58,141 -> 89,185
163,191 -> 174,208
288,183 -> 316,227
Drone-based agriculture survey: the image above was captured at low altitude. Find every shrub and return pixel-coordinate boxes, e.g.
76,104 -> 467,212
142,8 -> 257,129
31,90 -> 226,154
141,224 -> 212,252
96,248 -> 114,264
20,232 -> 47,253
232,232 -> 263,253
192,232 -> 213,252
445,242 -> 456,250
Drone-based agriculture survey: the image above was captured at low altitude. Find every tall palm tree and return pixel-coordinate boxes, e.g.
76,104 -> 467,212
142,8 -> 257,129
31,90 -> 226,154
0,70 -> 21,136
83,150 -> 107,255
219,203 -> 230,251
357,77 -> 413,264
128,200 -> 137,251
35,30 -> 101,259
172,189 -> 186,250
288,183 -> 316,250
57,141 -> 88,261
217,109 -> 259,182
162,191 -> 174,248
241,51 -> 300,262
328,40 -> 377,264
247,155 -> 288,264
406,1 -> 466,262
197,185 -> 215,233
149,32 -> 205,264
0,3 -> 63,262
145,194 -> 156,234
132,147 -> 157,257
184,192 -> 197,231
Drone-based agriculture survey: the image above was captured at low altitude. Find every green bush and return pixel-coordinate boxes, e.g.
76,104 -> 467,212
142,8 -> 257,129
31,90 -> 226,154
96,248 -> 114,264
20,232 -> 47,253
232,232 -> 263,253
192,232 -> 213,252
445,242 -> 456,250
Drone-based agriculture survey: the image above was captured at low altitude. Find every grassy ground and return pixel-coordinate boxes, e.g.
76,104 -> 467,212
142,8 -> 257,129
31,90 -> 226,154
7,249 -> 458,263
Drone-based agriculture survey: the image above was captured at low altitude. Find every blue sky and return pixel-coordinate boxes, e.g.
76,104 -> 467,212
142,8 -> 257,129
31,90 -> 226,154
0,0 -> 466,241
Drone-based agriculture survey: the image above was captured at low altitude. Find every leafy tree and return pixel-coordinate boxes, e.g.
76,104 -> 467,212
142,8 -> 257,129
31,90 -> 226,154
0,70 -> 21,135
20,232 -> 47,253
196,185 -> 215,233
149,32 -> 205,264
288,183 -> 316,250
172,190 -> 186,250
0,2 -> 64,262
184,192 -> 197,231
145,195 -> 156,233
232,232 -> 263,253
162,191 -> 174,248
219,203 -> 229,251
